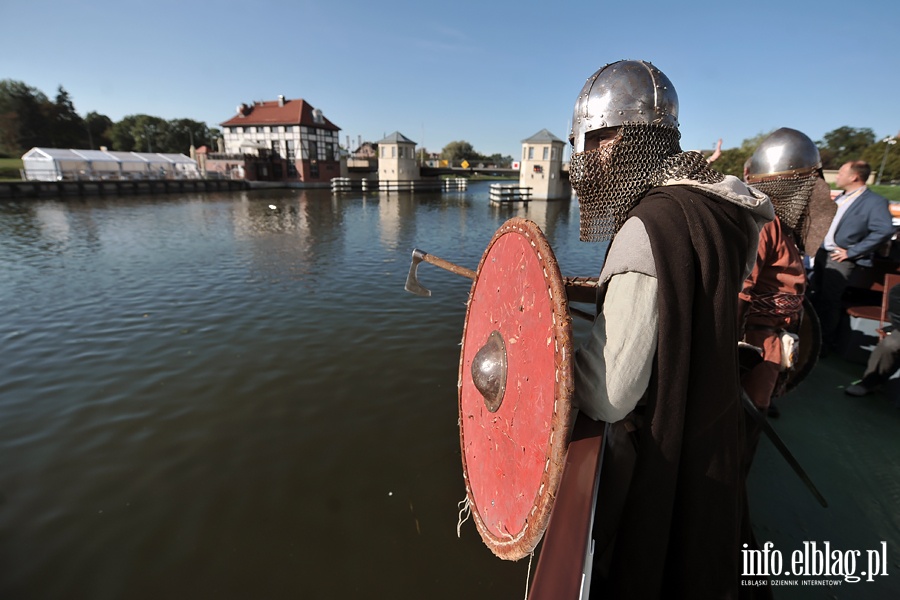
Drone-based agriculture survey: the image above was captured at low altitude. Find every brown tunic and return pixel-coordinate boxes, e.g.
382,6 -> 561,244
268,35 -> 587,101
739,216 -> 807,408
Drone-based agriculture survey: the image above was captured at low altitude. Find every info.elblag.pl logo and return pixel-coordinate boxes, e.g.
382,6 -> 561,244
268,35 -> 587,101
742,541 -> 889,585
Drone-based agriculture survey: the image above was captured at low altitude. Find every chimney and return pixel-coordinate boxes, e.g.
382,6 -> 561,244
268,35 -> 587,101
278,95 -> 285,107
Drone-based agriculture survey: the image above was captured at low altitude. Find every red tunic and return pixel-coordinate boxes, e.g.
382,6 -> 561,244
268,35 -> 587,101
739,216 -> 807,408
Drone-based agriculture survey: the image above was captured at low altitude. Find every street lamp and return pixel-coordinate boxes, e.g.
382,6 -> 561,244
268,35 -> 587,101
876,136 -> 897,185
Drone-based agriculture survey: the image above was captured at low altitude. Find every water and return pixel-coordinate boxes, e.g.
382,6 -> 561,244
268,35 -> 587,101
0,183 -> 598,599
0,181 -> 898,599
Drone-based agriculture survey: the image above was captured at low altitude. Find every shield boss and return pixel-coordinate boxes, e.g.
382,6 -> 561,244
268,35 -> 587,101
458,217 -> 573,560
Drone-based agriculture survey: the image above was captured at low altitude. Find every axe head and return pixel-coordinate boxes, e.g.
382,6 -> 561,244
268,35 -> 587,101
404,249 -> 431,297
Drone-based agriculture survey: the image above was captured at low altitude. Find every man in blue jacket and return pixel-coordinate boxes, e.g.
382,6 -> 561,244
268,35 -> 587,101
810,160 -> 895,354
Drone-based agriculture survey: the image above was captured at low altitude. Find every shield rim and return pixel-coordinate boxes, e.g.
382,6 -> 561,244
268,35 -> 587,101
457,217 -> 574,561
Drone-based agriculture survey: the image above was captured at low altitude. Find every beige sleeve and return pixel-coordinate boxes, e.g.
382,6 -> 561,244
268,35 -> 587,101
573,271 -> 659,422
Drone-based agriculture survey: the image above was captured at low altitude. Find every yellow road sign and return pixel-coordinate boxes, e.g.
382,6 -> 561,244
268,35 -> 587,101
461,160 -> 470,169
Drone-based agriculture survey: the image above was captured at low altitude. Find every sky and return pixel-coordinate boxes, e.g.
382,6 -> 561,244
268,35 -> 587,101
2,0 -> 899,160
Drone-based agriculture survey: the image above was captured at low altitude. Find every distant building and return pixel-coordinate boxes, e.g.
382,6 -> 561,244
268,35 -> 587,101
352,142 -> 378,159
377,132 -> 419,182
206,96 -> 343,184
519,129 -> 570,200
21,147 -> 199,181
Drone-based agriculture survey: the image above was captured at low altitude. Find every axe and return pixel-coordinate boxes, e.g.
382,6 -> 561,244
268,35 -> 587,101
404,248 -> 476,297
404,248 -> 598,321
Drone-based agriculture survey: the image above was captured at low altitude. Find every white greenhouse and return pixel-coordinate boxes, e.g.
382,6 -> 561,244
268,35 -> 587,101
22,147 -> 200,181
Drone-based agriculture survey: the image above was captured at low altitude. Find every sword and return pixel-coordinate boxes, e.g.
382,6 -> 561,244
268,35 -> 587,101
741,390 -> 828,508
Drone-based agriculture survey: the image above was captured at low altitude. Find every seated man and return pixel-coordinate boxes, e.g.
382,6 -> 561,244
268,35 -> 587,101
845,283 -> 900,396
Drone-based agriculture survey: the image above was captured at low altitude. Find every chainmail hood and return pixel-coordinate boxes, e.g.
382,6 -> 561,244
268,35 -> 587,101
746,172 -> 818,246
570,122 -> 725,242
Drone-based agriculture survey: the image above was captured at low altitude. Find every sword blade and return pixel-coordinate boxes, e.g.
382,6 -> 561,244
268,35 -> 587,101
741,391 -> 828,508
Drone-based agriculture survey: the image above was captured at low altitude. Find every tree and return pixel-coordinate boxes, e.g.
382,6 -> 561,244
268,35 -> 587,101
487,153 -> 514,167
48,86 -> 86,149
84,111 -> 113,149
708,132 -> 774,179
440,140 -> 478,162
861,136 -> 900,185
818,126 -> 876,169
163,118 -> 215,154
0,79 -> 51,156
109,114 -> 168,152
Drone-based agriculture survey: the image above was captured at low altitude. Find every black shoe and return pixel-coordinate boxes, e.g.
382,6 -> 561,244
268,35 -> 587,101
845,383 -> 873,397
767,404 -> 780,418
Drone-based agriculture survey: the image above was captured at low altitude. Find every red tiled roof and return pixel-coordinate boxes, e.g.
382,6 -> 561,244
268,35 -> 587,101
220,98 -> 340,130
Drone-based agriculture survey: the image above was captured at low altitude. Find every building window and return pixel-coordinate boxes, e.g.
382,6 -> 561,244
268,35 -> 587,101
286,140 -> 297,177
271,140 -> 281,157
551,147 -> 557,160
543,147 -> 549,160
391,147 -> 396,158
528,147 -> 534,160
381,146 -> 385,158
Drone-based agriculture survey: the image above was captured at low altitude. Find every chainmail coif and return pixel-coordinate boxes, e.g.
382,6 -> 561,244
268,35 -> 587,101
570,122 -> 725,242
748,172 -> 817,248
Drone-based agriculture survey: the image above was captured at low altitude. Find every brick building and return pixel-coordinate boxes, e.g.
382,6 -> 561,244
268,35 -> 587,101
205,96 -> 342,184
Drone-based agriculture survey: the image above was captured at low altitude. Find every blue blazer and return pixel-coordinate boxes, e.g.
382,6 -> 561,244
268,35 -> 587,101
833,188 -> 895,266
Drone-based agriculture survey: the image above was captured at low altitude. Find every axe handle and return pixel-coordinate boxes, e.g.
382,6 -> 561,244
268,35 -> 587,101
414,248 -> 599,309
420,252 -> 476,280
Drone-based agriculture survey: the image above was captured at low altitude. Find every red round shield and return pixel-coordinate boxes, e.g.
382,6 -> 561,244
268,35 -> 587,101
458,217 -> 574,560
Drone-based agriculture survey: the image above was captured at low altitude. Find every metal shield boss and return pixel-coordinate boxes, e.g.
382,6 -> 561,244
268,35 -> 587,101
458,217 -> 574,560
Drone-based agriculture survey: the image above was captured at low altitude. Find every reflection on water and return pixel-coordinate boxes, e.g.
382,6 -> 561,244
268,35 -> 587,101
0,183 -> 598,599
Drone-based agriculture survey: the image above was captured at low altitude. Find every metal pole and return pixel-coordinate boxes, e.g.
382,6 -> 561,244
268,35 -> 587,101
876,137 -> 896,186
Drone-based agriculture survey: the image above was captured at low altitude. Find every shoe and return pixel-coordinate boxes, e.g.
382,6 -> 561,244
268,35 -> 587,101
845,383 -> 873,397
767,404 -> 780,419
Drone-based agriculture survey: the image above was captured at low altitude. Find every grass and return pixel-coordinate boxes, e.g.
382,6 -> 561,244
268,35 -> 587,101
871,184 -> 900,202
0,158 -> 23,180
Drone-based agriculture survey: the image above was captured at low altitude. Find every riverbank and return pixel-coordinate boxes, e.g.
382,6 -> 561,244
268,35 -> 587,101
0,178 -> 247,199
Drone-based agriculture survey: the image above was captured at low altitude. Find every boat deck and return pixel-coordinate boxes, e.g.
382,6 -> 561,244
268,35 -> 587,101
747,353 -> 900,597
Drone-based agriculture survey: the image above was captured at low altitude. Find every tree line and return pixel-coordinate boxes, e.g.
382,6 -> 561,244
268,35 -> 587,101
0,80 -> 219,158
437,140 -> 514,167
2,79 -> 896,182
711,127 -> 900,184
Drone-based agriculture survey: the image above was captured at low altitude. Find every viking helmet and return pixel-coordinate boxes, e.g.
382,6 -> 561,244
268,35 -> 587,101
569,60 -> 679,153
745,128 -> 821,232
569,60 -> 722,242
746,128 -> 821,182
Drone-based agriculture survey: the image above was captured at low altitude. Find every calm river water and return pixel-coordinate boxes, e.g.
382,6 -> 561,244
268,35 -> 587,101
1,181 -> 898,599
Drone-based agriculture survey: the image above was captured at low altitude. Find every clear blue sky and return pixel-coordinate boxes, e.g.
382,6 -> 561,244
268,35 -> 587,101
2,0 -> 898,159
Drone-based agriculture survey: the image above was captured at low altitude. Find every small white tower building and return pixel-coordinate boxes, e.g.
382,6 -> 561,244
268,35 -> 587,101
519,129 -> 569,200
377,132 -> 419,188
